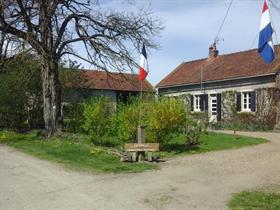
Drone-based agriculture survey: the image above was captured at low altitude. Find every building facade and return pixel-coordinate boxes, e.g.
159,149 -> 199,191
156,45 -> 280,129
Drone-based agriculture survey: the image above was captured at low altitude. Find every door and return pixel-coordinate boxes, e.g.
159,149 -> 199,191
209,94 -> 217,122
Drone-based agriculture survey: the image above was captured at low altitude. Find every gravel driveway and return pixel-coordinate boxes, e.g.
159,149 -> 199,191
0,131 -> 280,210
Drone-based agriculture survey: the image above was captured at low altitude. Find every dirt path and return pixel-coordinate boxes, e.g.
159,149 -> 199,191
0,131 -> 280,210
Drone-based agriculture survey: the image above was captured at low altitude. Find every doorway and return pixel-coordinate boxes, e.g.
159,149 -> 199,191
209,94 -> 217,122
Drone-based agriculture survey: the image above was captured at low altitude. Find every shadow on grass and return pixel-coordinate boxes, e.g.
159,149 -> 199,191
161,143 -> 201,154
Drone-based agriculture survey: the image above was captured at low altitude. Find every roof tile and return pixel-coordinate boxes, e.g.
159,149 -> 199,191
68,70 -> 153,92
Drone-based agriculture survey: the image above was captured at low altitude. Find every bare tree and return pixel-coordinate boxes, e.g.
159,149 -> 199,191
0,0 -> 162,137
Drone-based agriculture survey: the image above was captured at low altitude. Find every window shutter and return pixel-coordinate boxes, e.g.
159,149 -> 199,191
251,91 -> 256,112
205,94 -> 208,111
190,95 -> 194,111
200,94 -> 208,111
217,93 -> 222,121
236,92 -> 241,112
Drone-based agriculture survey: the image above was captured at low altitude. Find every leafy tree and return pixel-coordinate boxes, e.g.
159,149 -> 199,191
0,53 -> 43,130
0,0 -> 162,137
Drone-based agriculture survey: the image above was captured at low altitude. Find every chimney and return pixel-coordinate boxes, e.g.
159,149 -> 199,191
208,43 -> 219,59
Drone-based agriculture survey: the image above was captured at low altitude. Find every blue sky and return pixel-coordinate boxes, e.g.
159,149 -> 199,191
80,0 -> 280,85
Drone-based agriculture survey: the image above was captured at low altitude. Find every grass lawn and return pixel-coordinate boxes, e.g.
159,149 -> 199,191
228,190 -> 280,210
0,130 -> 268,173
161,132 -> 268,157
0,131 -> 157,173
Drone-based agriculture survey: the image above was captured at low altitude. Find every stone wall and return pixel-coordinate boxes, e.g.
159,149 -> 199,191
274,74 -> 280,129
255,88 -> 277,126
221,90 -> 236,122
165,87 -> 279,129
220,88 -> 278,129
178,94 -> 192,111
276,73 -> 280,89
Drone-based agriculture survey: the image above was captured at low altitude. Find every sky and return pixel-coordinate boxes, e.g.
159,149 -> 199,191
79,0 -> 280,85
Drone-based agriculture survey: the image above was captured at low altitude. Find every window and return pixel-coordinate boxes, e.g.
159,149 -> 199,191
193,95 -> 201,111
242,92 -> 252,111
192,94 -> 209,112
237,91 -> 256,112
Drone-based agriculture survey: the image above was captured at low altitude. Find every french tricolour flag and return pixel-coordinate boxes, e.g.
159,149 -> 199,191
139,44 -> 148,81
258,0 -> 275,64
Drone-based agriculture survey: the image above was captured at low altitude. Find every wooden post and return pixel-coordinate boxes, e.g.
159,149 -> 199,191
137,125 -> 145,143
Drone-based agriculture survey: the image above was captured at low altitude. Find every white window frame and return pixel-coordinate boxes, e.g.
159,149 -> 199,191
193,95 -> 201,112
241,92 -> 252,112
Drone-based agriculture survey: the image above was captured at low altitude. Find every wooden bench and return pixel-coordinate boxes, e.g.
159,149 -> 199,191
123,143 -> 160,162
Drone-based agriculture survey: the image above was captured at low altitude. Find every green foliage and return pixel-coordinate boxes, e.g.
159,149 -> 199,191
111,97 -> 142,143
183,122 -> 204,146
111,95 -> 191,144
82,96 -> 115,145
146,97 -> 189,143
0,53 -> 43,130
63,102 -> 84,133
228,190 -> 280,210
64,94 -> 204,147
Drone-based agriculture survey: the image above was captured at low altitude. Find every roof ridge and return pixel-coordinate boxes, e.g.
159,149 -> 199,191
82,69 -> 138,76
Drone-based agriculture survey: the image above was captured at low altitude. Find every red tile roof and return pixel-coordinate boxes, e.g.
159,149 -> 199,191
68,70 -> 153,92
156,47 -> 280,88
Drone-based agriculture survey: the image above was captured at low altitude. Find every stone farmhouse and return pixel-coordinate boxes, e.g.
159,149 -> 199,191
156,45 -> 280,129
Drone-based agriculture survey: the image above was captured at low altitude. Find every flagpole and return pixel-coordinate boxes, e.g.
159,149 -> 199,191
140,80 -> 143,123
137,44 -> 148,144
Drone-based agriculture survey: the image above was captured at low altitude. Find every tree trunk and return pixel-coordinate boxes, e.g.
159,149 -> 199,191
41,58 -> 61,137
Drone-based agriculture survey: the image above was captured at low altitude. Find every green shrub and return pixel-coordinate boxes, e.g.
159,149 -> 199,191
111,97 -> 142,143
67,94 -> 203,148
146,97 -> 189,143
112,96 -> 192,144
82,96 -> 115,145
63,102 -> 84,133
184,121 -> 203,146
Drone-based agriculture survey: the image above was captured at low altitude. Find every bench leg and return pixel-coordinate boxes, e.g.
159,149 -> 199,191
137,151 -> 145,162
131,152 -> 137,162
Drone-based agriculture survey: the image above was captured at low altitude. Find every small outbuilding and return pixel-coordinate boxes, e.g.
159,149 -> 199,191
63,70 -> 153,103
